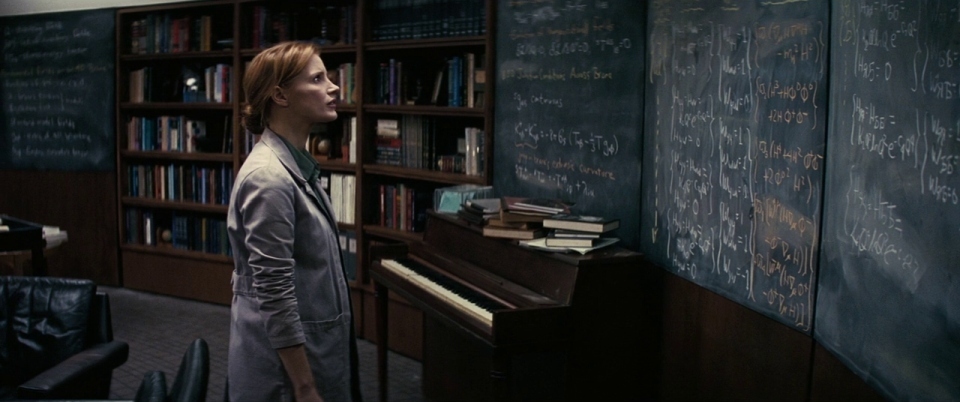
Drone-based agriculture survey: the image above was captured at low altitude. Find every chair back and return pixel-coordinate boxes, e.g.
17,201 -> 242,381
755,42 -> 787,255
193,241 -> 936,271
169,338 -> 209,402
0,276 -> 96,384
134,370 -> 168,402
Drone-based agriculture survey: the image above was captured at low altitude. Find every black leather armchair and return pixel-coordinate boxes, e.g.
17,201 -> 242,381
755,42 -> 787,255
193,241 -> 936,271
135,338 -> 209,402
134,370 -> 168,402
169,338 -> 209,402
0,276 -> 129,400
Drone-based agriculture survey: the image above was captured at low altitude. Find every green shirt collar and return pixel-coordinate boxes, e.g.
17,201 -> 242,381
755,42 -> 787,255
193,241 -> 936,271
277,133 -> 320,183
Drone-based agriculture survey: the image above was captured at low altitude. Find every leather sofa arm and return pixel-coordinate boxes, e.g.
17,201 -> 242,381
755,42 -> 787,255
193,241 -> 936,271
17,340 -> 129,399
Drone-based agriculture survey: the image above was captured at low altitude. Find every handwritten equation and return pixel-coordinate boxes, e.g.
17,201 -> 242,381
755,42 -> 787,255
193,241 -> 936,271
644,0 -> 828,331
496,0 -> 644,247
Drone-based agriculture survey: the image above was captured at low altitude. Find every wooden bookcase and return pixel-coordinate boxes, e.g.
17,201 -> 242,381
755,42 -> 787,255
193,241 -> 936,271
115,0 -> 495,358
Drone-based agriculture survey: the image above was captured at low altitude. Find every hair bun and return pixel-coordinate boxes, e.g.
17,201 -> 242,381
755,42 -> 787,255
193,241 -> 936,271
241,103 -> 265,134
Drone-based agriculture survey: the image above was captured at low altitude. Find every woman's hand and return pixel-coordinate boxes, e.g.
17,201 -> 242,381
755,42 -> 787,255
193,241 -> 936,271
277,344 -> 324,402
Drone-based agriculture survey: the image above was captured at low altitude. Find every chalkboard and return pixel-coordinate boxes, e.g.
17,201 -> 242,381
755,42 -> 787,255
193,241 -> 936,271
493,0 -> 645,249
815,1 -> 960,401
640,0 -> 829,333
0,9 -> 115,171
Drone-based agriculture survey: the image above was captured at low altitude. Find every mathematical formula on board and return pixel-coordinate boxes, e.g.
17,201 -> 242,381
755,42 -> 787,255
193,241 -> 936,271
642,0 -> 828,331
495,0 -> 644,248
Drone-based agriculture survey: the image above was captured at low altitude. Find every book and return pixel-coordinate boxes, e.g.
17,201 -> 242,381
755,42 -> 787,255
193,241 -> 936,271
430,67 -> 445,105
457,198 -> 499,226
463,197 -> 500,214
550,229 -> 601,239
502,196 -> 571,215
456,209 -> 486,226
544,234 -> 602,248
486,218 -> 540,229
498,208 -> 551,224
542,214 -> 620,233
482,225 -> 546,240
519,237 -> 619,255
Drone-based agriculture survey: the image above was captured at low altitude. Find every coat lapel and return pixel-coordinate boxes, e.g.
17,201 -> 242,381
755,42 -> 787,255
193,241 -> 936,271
260,130 -> 340,232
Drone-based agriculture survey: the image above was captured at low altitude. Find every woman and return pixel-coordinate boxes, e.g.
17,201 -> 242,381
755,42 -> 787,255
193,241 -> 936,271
226,41 -> 360,402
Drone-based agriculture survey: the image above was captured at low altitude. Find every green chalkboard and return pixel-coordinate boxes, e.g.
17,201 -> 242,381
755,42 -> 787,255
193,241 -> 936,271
0,9 -> 115,171
816,1 -> 960,401
641,0 -> 829,333
493,0 -> 645,249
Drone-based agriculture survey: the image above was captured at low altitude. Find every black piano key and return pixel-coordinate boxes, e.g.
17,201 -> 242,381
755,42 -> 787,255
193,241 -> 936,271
396,258 -> 509,312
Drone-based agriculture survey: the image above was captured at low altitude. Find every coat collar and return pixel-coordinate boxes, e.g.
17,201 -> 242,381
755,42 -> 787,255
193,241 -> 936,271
259,129 -> 340,232
259,129 -> 306,186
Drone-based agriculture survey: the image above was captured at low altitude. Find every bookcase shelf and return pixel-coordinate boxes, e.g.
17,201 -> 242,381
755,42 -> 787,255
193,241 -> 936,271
317,160 -> 357,173
120,150 -> 233,162
120,103 -> 234,111
363,104 -> 484,117
364,164 -> 486,185
240,44 -> 358,57
362,224 -> 424,243
120,50 -> 234,61
122,197 -> 229,213
115,0 -> 494,358
364,36 -> 486,51
121,244 -> 234,264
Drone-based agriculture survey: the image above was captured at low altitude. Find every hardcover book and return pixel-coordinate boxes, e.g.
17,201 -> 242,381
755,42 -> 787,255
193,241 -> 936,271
481,225 -> 546,240
550,229 -> 601,238
502,196 -> 571,215
542,214 -> 620,233
544,234 -> 601,248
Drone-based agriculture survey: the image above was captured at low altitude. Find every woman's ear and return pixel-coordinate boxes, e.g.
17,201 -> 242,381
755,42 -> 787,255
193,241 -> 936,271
271,85 -> 289,107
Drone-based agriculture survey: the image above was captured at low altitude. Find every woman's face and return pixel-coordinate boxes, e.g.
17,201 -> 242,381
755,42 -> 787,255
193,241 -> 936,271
281,55 -> 340,123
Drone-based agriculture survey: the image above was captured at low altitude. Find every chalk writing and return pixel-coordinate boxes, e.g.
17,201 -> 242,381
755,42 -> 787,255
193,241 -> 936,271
496,0 -> 643,247
642,0 -> 827,332
1,10 -> 115,171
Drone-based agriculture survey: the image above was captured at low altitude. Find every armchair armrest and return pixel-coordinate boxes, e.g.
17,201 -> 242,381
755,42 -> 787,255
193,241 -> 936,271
18,340 -> 129,399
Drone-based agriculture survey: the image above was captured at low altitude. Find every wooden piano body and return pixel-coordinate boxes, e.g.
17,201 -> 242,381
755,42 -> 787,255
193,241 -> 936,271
370,211 -> 663,401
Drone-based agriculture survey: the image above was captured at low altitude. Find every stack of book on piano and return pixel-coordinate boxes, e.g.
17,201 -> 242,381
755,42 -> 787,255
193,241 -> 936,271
518,213 -> 620,254
456,198 -> 500,226
478,197 -> 570,240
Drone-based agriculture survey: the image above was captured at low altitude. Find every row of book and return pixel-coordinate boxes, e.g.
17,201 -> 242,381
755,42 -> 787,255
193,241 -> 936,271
125,208 -> 232,256
126,115 -> 229,153
129,64 -> 232,103
322,173 -> 356,225
127,163 -> 234,206
129,13 -> 218,55
457,196 -> 621,253
375,52 -> 484,108
249,4 -> 357,48
371,0 -> 486,41
334,63 -> 357,106
378,183 -> 431,232
374,117 -> 484,175
338,230 -> 359,281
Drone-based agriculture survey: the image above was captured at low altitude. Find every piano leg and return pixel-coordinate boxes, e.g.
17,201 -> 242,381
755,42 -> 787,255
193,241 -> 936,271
375,282 -> 389,402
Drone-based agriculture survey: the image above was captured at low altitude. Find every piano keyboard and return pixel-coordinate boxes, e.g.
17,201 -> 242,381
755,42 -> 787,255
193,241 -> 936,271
381,258 -> 509,326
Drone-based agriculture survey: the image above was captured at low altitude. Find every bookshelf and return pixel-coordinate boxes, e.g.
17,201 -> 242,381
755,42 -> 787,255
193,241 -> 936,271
115,0 -> 495,358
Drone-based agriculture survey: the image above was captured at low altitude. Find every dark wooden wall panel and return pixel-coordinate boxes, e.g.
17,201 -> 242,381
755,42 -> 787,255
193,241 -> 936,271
659,273 -> 814,402
0,170 -> 118,284
810,344 -> 887,402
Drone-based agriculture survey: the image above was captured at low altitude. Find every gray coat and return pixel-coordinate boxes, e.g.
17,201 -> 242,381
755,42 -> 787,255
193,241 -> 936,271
226,129 -> 359,402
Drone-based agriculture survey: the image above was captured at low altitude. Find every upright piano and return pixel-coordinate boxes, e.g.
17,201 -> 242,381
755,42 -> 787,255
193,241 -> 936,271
370,211 -> 663,401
